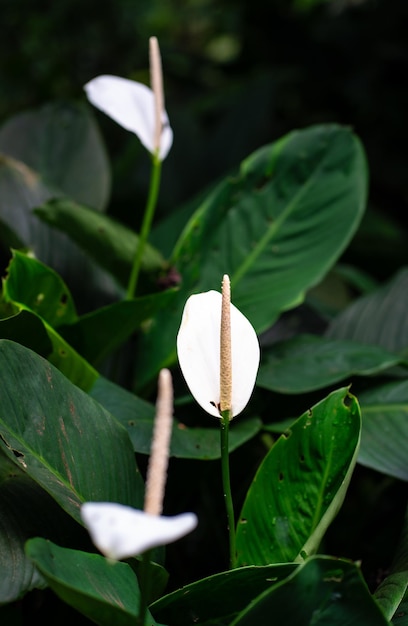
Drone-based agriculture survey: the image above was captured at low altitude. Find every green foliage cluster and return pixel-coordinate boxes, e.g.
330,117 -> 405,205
0,1 -> 407,624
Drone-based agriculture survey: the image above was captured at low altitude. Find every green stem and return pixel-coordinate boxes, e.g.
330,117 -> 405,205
220,410 -> 236,569
126,155 -> 162,300
136,549 -> 152,626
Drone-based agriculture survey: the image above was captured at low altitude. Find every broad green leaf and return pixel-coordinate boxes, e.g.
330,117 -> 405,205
3,249 -> 77,327
135,124 -> 368,388
0,449 -> 82,604
26,539 -> 159,626
60,288 -> 178,366
236,387 -> 361,566
326,268 -> 408,356
358,381 -> 408,481
1,251 -> 98,390
231,556 -> 390,626
257,334 -> 402,394
392,591 -> 408,625
34,198 -> 166,288
0,101 -> 111,210
0,340 -> 144,525
90,376 -> 262,459
151,563 -> 296,625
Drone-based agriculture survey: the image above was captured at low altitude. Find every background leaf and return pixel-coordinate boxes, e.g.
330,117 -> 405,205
236,387 -> 361,566
357,381 -> 408,481
90,376 -> 262,459
0,101 -> 111,211
257,334 -> 402,394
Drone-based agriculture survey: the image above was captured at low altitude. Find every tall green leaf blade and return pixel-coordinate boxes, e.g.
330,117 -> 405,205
0,340 -> 144,524
136,124 -> 368,388
257,334 -> 402,394
231,556 -> 390,626
26,539 -> 160,626
236,387 -> 361,566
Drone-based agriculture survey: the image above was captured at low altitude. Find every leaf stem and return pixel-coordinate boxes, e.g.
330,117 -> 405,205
220,409 -> 236,569
126,155 -> 162,299
136,548 -> 152,626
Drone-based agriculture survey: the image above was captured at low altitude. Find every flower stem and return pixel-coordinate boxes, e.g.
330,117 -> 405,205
136,549 -> 152,626
126,154 -> 162,299
220,408 -> 236,569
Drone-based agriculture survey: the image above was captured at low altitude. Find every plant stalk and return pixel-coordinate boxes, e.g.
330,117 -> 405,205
220,408 -> 236,569
126,155 -> 162,299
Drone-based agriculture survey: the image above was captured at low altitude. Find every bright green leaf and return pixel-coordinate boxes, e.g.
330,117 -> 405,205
236,387 -> 361,566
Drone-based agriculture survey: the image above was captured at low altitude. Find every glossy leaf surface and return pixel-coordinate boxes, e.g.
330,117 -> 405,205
236,387 -> 361,566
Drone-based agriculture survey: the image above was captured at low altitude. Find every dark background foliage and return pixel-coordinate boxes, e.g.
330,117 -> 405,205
1,0 -> 408,282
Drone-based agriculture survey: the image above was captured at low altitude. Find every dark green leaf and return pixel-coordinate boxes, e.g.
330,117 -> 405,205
231,556 -> 390,626
60,288 -> 178,365
236,388 -> 361,566
257,334 -> 402,394
90,376 -> 262,459
151,563 -> 296,625
358,381 -> 408,481
26,539 -> 159,626
34,198 -> 166,287
326,268 -> 408,356
0,101 -> 111,210
0,340 -> 144,525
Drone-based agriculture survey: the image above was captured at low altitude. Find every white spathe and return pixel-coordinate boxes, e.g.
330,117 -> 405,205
81,502 -> 197,561
84,75 -> 173,160
177,290 -> 260,418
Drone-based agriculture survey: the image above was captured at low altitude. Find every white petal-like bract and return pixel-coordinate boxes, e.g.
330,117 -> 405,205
81,502 -> 197,560
177,290 -> 260,418
84,75 -> 173,160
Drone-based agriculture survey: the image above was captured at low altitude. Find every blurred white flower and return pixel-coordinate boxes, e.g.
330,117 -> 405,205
84,38 -> 172,160
81,502 -> 197,561
177,286 -> 260,419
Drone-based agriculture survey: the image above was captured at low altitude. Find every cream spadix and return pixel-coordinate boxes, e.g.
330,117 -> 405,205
81,502 -> 197,561
177,285 -> 260,418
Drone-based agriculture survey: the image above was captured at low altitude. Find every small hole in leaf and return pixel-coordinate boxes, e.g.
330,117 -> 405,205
240,518 -> 247,524
279,472 -> 284,481
300,454 -> 305,463
60,293 -> 68,305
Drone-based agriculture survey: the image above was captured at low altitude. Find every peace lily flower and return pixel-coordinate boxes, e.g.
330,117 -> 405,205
177,275 -> 260,419
81,369 -> 197,561
84,37 -> 173,160
81,503 -> 197,561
